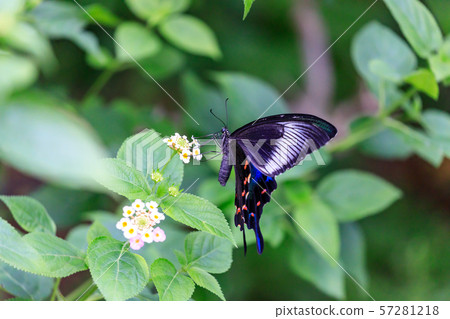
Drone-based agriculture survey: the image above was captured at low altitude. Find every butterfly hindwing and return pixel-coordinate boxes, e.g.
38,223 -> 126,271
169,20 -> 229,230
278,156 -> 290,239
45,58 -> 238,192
234,145 -> 277,254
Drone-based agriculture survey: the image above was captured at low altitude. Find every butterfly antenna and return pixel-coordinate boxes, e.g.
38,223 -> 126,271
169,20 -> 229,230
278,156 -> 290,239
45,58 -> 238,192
224,98 -> 229,128
210,108 -> 226,127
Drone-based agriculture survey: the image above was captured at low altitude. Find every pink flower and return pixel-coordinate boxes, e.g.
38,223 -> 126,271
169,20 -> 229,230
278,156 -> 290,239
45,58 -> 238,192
129,236 -> 145,250
152,227 -> 166,242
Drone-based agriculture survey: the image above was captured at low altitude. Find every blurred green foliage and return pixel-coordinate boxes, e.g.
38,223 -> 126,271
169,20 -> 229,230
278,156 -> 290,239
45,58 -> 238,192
0,0 -> 449,301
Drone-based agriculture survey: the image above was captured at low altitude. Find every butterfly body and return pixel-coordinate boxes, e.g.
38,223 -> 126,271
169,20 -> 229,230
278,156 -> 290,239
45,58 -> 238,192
218,113 -> 337,254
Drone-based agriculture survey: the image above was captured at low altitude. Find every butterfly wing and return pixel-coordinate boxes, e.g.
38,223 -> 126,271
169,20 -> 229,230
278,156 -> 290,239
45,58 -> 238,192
230,114 -> 337,177
227,114 -> 337,254
233,144 -> 277,254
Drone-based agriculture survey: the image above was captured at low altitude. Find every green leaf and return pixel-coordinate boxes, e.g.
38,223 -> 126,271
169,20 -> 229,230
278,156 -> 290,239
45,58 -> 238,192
351,117 -> 414,160
187,267 -> 225,300
31,1 -> 101,56
115,22 -> 161,62
87,220 -> 111,244
0,54 -> 37,101
182,72 -> 225,133
422,110 -> 450,158
162,193 -> 235,245
159,14 -> 221,59
317,170 -> 402,222
85,4 -> 121,27
66,224 -> 90,251
95,158 -> 152,200
289,238 -> 344,300
404,69 -> 439,100
293,195 -> 340,262
351,21 -> 417,91
0,101 -> 107,190
384,118 -> 444,167
0,196 -> 56,235
2,22 -> 56,72
87,237 -> 150,301
213,72 -> 289,129
184,232 -> 232,274
243,0 -> 255,20
139,45 -> 185,80
428,37 -> 450,83
150,258 -> 195,301
0,217 -> 45,274
23,232 -> 87,278
125,0 -> 190,26
422,110 -> 450,139
0,260 -> 53,300
384,0 -> 443,58
340,223 -> 368,288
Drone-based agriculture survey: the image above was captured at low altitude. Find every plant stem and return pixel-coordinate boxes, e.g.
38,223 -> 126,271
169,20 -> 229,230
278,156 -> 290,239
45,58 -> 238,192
82,66 -> 117,103
379,87 -> 417,118
50,278 -> 61,301
66,279 -> 93,301
160,151 -> 177,174
328,124 -> 382,154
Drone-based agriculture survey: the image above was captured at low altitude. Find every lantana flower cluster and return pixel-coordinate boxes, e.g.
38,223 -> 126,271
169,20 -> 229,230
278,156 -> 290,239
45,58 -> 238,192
163,133 -> 202,163
116,199 -> 166,250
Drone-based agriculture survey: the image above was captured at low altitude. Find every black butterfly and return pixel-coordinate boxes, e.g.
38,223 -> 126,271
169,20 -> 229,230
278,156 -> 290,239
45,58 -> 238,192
216,113 -> 337,254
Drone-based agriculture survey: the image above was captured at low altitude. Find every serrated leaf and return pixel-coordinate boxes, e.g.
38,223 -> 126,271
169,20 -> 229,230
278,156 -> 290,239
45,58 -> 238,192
159,14 -> 221,59
289,238 -> 344,300
187,267 -> 225,300
23,232 -> 87,278
87,220 -> 111,244
115,22 -> 161,62
150,258 -> 194,301
66,224 -> 90,251
162,193 -> 235,245
0,260 -> 53,300
184,232 -> 232,274
0,196 -> 56,235
87,237 -> 150,301
95,158 -> 152,200
293,195 -> 340,262
404,69 -> 439,100
174,249 -> 187,266
384,0 -> 443,58
0,217 -> 45,274
317,170 -> 402,222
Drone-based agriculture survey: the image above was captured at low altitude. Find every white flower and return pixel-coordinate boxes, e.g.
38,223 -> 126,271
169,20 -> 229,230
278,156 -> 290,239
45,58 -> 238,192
116,218 -> 131,230
142,229 -> 154,243
190,136 -> 200,148
192,147 -> 202,161
123,225 -> 138,239
132,199 -> 145,211
122,206 -> 135,218
180,149 -> 191,163
150,211 -> 165,224
146,201 -> 159,211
